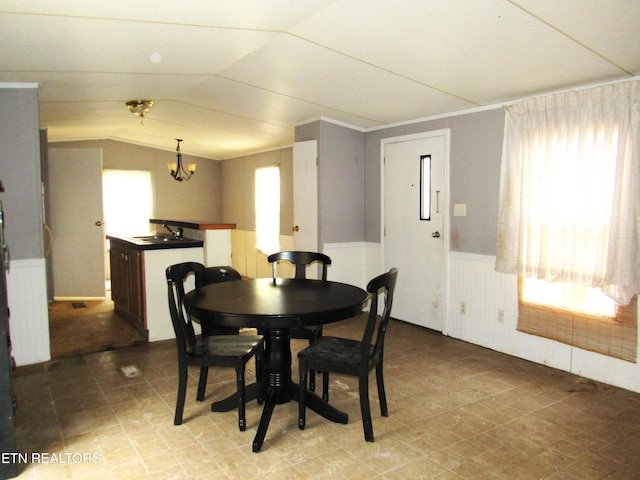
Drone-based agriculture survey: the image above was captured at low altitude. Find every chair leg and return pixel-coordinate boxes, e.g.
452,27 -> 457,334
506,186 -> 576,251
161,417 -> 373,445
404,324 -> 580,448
196,366 -> 208,401
256,349 -> 264,405
255,351 -> 263,383
174,364 -> 188,425
359,374 -> 374,442
309,369 -> 316,392
308,336 -> 318,392
322,372 -> 330,402
236,364 -> 247,431
298,361 -> 308,430
375,362 -> 388,417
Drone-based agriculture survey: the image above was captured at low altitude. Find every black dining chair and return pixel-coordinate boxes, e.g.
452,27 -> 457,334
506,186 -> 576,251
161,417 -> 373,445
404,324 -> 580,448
196,265 -> 243,337
195,265 -> 263,394
297,268 -> 398,442
267,251 -> 331,394
166,262 -> 264,431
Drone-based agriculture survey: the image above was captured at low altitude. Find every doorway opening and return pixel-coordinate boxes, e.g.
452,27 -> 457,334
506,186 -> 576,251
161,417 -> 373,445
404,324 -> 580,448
48,169 -> 152,359
102,169 -> 153,288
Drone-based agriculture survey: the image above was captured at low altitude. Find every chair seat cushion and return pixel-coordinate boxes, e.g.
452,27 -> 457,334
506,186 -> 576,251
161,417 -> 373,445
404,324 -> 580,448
298,336 -> 371,376
188,334 -> 263,359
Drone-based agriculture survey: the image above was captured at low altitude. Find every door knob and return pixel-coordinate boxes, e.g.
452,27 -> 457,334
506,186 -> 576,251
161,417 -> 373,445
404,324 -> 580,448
431,231 -> 440,238
95,221 -> 103,227
292,225 -> 299,232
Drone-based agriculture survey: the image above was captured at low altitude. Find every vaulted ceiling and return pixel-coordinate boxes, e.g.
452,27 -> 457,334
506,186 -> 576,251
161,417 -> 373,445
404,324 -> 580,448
1,1 -> 638,160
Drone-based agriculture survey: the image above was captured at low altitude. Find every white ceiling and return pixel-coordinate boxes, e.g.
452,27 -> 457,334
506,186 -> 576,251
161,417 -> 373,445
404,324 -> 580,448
1,0 -> 638,160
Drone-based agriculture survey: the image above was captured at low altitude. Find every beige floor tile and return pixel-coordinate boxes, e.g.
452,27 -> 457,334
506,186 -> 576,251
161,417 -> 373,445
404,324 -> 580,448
11,317 -> 640,479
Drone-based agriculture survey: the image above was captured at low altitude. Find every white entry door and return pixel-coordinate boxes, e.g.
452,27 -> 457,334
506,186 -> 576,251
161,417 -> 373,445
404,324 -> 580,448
49,149 -> 105,298
383,130 -> 448,331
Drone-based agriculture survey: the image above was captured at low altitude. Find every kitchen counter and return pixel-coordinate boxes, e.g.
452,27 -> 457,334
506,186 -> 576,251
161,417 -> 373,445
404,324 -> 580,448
149,219 -> 236,230
108,234 -> 204,341
148,220 -> 234,266
107,234 -> 203,250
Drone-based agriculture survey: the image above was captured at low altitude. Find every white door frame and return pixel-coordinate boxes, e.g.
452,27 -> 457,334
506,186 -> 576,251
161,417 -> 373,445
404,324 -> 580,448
380,129 -> 451,334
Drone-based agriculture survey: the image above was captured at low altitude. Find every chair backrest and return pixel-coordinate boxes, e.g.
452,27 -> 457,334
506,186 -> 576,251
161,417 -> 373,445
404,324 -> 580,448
267,251 -> 332,280
361,268 -> 398,368
166,262 -> 206,353
197,266 -> 242,288
195,266 -> 243,336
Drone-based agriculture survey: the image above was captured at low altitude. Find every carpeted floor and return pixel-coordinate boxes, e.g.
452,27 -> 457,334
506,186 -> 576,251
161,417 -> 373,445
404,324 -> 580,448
48,298 -> 147,359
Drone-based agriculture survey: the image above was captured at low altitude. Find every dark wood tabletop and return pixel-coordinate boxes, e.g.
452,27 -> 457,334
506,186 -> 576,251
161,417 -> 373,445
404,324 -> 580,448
185,277 -> 368,329
184,277 -> 368,452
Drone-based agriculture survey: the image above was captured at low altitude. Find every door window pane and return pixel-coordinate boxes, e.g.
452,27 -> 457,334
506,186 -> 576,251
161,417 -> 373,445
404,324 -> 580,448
420,155 -> 431,220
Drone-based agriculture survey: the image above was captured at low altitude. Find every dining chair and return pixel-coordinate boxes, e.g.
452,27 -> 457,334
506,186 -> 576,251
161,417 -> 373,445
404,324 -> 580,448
297,267 -> 398,442
268,251 -> 331,281
195,265 -> 243,337
166,262 -> 264,431
195,265 -> 262,395
267,251 -> 331,394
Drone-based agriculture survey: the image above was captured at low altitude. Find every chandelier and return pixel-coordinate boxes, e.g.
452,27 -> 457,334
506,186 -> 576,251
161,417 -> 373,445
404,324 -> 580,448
168,139 -> 196,182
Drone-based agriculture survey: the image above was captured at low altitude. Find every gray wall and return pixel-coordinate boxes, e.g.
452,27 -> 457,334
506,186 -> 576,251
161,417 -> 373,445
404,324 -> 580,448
364,108 -> 505,255
0,87 -> 44,260
48,108 -> 505,258
219,148 -> 293,233
50,139 -> 223,222
296,111 -> 504,255
296,120 -> 365,246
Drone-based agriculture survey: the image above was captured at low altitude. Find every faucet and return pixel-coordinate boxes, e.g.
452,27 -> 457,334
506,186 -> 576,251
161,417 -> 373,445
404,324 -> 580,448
162,223 -> 183,239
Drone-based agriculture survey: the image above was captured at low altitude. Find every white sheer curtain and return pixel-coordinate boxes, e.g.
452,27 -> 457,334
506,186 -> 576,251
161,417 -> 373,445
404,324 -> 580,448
496,81 -> 640,305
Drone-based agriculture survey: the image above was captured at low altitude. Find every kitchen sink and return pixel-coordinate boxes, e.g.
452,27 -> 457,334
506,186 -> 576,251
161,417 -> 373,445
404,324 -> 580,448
111,233 -> 203,250
129,234 -> 181,243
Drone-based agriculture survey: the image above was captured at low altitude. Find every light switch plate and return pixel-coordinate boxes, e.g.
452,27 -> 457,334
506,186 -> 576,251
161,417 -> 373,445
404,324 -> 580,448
453,203 -> 467,217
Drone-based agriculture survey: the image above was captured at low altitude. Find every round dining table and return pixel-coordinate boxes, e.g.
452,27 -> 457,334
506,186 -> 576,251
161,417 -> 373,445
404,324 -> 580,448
184,277 -> 368,452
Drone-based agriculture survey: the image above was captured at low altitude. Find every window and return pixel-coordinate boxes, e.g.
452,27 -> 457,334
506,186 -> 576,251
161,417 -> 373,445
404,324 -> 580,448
103,170 -> 152,239
497,81 -> 640,361
518,277 -> 637,363
255,165 -> 280,255
496,81 -> 640,305
420,154 -> 431,220
522,278 -> 615,318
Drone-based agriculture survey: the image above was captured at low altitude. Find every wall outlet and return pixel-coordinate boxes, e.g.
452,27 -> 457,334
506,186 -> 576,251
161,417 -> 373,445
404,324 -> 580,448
497,309 -> 504,323
460,301 -> 466,315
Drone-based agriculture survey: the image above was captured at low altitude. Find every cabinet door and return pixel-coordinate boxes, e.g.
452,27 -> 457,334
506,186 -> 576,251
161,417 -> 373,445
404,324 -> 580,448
128,249 -> 145,329
109,242 -> 127,309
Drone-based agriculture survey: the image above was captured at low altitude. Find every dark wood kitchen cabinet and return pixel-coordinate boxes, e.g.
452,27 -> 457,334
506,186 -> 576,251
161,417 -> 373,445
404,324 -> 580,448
109,239 -> 146,336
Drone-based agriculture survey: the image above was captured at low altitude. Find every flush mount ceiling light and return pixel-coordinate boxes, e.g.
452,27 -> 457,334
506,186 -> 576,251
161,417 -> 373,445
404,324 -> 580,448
125,100 -> 153,124
168,139 -> 196,182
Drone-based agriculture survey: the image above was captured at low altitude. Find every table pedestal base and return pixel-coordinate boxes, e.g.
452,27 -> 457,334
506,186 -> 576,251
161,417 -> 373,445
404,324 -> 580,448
211,328 -> 348,452
212,381 -> 348,452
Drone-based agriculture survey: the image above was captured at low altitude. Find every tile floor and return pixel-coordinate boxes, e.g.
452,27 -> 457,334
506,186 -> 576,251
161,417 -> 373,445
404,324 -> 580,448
48,300 -> 145,359
11,315 -> 640,479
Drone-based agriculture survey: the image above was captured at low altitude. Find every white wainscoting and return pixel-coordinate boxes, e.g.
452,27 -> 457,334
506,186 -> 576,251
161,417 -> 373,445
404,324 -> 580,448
447,252 -> 640,393
6,258 -> 50,366
223,238 -> 640,393
323,242 -> 381,290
